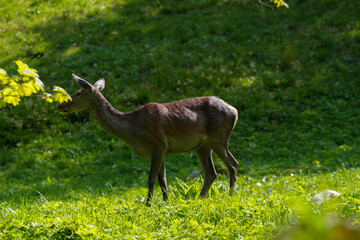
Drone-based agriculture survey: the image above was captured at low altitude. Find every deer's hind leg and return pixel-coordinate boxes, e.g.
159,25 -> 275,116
209,143 -> 239,193
196,144 -> 218,197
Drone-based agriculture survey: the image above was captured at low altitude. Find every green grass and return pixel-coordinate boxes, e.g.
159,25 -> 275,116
1,0 -> 360,239
1,169 -> 360,239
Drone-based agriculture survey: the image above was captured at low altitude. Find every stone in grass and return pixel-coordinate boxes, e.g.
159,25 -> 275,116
312,189 -> 340,205
187,170 -> 202,179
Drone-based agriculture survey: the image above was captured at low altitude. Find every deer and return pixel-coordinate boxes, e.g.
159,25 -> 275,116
57,74 -> 239,206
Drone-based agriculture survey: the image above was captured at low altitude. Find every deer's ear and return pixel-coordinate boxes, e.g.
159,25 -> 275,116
73,74 -> 92,90
94,78 -> 105,91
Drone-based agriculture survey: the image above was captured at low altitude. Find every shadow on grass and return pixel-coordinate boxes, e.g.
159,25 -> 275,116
1,117 -> 359,204
0,119 -> 203,203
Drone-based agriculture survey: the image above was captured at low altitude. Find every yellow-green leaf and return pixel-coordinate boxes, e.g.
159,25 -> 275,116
20,82 -> 38,96
1,60 -> 72,107
42,93 -> 54,103
8,79 -> 20,91
0,68 -> 7,76
1,88 -> 21,106
273,0 -> 289,8
52,86 -> 72,103
0,68 -> 9,85
15,60 -> 39,78
34,77 -> 45,91
53,86 -> 68,94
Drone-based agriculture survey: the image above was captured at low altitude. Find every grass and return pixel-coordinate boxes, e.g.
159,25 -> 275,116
1,0 -> 360,239
1,169 -> 360,239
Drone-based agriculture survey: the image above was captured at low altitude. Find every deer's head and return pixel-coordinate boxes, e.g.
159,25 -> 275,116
57,74 -> 105,114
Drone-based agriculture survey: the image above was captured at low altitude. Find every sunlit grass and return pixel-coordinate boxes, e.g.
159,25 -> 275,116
1,169 -> 359,239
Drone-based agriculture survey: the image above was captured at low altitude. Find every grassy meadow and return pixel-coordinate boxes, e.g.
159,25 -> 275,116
1,0 -> 360,239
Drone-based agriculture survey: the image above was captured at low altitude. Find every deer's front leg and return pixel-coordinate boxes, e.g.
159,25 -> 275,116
146,148 -> 166,206
158,161 -> 168,201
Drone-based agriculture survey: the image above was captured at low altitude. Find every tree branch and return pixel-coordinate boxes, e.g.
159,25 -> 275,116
258,0 -> 274,11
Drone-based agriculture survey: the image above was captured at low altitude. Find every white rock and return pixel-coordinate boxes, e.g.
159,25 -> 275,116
312,189 -> 340,205
187,170 -> 202,179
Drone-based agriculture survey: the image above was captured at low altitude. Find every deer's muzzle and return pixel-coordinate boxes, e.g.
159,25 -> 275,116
57,103 -> 70,114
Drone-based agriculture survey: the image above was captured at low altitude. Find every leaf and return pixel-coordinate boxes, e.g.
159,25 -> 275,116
52,86 -> 72,103
52,86 -> 68,94
273,0 -> 289,8
1,88 -> 21,106
0,68 -> 9,85
0,68 -> 6,75
42,93 -> 54,103
34,77 -> 45,91
1,60 -> 71,107
20,82 -> 38,96
8,78 -> 20,91
15,60 -> 38,78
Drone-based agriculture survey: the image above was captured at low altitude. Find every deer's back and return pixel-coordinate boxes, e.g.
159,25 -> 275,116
124,96 -> 237,156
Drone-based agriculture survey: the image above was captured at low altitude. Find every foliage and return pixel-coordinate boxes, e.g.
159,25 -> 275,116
0,0 -> 359,239
0,61 -> 71,108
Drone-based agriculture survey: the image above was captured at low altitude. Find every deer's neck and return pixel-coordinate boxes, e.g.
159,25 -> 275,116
89,93 -> 131,140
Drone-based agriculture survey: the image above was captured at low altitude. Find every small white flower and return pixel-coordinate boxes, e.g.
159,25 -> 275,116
256,182 -> 262,187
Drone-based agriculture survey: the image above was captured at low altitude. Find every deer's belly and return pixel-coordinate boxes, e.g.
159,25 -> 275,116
128,135 -> 206,157
166,135 -> 206,154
